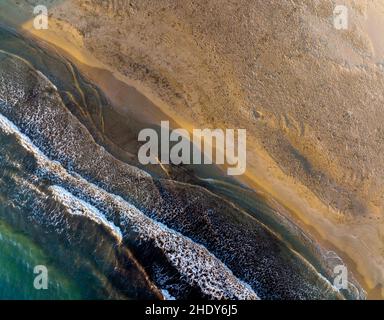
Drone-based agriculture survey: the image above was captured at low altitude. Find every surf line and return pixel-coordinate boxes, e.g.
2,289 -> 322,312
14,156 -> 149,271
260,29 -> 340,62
138,121 -> 247,176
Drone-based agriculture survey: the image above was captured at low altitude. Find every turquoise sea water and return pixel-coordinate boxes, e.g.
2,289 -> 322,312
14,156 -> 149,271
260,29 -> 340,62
0,217 -> 83,299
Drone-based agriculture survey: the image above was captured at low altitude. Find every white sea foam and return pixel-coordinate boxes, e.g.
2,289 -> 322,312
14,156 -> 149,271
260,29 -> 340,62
0,111 -> 259,300
50,185 -> 123,243
161,289 -> 176,300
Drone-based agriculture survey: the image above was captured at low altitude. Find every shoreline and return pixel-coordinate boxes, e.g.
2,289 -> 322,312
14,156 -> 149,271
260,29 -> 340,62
5,12 -> 380,298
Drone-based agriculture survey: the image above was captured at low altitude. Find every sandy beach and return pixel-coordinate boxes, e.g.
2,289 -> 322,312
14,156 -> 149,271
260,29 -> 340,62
2,0 -> 384,298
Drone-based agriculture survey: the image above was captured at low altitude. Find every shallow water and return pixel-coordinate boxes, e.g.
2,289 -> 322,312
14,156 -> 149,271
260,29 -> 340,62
0,25 -> 365,300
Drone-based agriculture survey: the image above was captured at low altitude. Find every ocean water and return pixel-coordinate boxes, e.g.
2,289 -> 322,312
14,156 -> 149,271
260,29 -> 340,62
0,218 -> 83,300
0,25 -> 366,300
